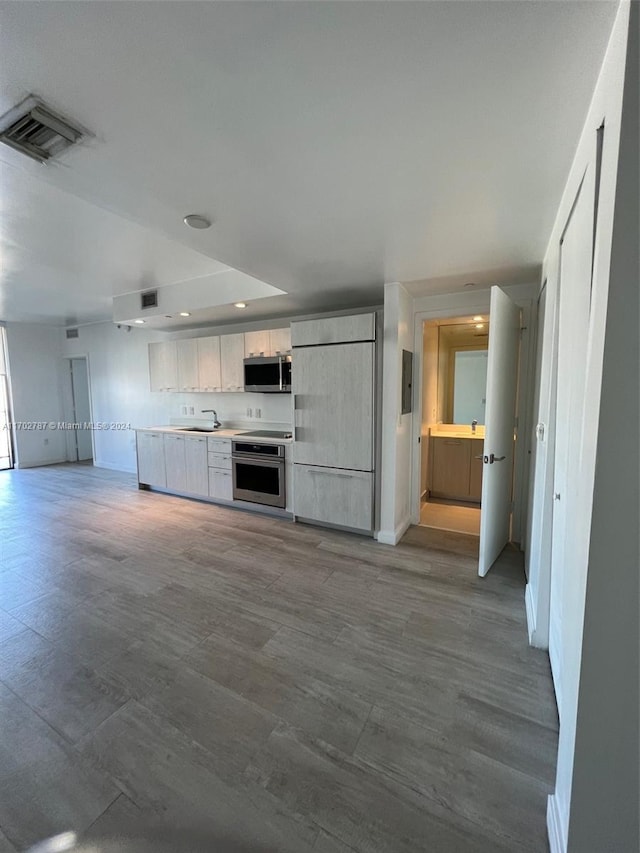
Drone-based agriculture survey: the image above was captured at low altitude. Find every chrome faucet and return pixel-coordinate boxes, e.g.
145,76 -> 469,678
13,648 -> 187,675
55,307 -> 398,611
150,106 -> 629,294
471,419 -> 478,434
201,409 -> 221,429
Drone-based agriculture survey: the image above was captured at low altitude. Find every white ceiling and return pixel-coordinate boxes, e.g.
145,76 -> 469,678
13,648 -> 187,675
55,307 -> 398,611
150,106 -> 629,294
0,0 -> 618,326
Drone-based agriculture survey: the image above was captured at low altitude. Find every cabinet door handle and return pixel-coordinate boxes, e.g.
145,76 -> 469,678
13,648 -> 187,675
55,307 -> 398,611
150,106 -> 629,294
308,469 -> 355,480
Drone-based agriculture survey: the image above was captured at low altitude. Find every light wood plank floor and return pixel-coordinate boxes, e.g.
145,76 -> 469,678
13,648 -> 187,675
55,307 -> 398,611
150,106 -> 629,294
420,500 -> 481,536
0,464 -> 557,852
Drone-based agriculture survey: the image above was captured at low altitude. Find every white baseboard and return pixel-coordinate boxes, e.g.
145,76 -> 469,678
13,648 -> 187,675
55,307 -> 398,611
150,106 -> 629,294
94,460 -> 137,474
547,795 -> 565,853
16,457 -> 67,469
376,516 -> 411,546
525,583 -> 537,643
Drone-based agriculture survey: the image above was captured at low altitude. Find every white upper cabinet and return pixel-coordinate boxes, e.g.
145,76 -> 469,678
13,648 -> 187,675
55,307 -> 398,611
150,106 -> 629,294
149,341 -> 178,391
244,330 -> 271,358
197,336 -> 222,392
220,333 -> 245,391
176,339 -> 200,392
291,313 -> 375,347
269,327 -> 291,355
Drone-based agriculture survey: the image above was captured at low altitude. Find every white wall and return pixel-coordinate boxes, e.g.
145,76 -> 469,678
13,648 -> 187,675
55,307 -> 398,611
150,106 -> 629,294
63,321 -> 293,473
566,4 -> 638,850
521,4 -> 634,851
4,323 -> 67,468
378,282 -> 413,544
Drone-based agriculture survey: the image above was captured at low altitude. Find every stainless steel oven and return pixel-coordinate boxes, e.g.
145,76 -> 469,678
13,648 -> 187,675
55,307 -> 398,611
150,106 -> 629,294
232,440 -> 286,508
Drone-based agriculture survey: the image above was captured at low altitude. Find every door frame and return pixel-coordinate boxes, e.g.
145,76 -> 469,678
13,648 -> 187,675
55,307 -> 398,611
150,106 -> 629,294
410,294 -> 537,548
62,355 -> 95,463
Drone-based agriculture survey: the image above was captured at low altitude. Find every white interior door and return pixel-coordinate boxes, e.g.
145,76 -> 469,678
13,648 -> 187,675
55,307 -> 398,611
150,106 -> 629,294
548,168 -> 594,717
70,358 -> 93,461
478,286 -> 521,577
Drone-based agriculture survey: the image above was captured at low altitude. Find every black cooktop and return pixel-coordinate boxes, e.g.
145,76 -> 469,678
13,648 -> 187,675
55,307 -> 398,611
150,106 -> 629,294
241,429 -> 292,439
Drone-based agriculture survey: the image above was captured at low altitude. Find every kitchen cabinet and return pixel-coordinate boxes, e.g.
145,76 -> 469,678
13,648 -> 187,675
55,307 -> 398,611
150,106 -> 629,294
197,336 -> 222,392
469,451 -> 484,500
291,313 -> 376,533
293,465 -> 373,531
220,333 -> 245,392
208,468 -> 233,501
148,341 -> 178,392
164,433 -> 188,492
291,313 -> 375,348
176,339 -> 200,392
244,330 -> 271,358
208,435 -> 233,501
269,327 -> 291,355
136,431 -> 166,488
185,436 -> 209,496
293,341 -> 374,471
429,436 -> 484,502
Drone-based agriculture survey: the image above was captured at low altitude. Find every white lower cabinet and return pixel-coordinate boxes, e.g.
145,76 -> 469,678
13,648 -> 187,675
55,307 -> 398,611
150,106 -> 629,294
209,467 -> 233,500
136,431 -> 166,488
293,464 -> 373,531
208,435 -> 233,501
164,434 -> 187,492
185,436 -> 209,496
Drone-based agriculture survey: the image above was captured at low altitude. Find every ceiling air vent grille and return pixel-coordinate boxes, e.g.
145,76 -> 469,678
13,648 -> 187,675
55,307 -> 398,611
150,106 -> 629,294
141,290 -> 158,309
0,96 -> 85,163
66,328 -> 79,340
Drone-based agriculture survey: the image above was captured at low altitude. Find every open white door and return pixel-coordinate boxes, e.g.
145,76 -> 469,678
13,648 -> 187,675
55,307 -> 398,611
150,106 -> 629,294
478,286 -> 521,577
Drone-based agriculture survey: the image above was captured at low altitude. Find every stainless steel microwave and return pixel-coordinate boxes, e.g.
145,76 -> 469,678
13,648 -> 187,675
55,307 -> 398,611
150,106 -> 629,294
243,355 -> 291,393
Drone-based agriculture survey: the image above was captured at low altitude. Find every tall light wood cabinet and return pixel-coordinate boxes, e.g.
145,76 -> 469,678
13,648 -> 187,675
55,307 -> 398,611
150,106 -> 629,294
197,337 -> 222,392
291,312 -> 376,533
220,333 -> 245,391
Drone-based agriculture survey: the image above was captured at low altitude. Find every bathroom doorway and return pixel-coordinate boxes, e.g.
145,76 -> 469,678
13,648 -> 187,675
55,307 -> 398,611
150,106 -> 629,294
63,357 -> 94,463
418,314 -> 489,536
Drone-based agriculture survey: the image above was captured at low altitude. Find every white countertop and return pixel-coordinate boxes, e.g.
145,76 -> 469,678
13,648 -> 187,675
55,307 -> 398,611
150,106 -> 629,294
137,426 -> 293,444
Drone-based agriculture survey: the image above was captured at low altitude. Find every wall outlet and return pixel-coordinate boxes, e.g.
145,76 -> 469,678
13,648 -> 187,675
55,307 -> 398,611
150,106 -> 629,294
246,407 -> 253,418
43,438 -> 49,445
180,405 -> 188,416
188,406 -> 195,415
256,408 -> 262,419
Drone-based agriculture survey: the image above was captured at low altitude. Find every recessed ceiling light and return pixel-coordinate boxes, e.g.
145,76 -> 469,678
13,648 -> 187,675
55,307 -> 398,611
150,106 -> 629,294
475,323 -> 484,329
234,302 -> 247,309
464,282 -> 476,288
179,312 -> 191,317
473,316 -> 483,322
183,214 -> 212,230
134,319 -> 145,324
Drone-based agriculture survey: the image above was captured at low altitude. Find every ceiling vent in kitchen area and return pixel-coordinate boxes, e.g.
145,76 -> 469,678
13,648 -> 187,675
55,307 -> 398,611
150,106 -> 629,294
141,290 -> 159,309
66,328 -> 79,340
0,95 -> 85,163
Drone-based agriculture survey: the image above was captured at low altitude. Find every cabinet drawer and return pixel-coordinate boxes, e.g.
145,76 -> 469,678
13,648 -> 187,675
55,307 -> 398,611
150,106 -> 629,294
208,468 -> 233,501
208,451 -> 232,470
293,465 -> 373,531
207,437 -> 232,453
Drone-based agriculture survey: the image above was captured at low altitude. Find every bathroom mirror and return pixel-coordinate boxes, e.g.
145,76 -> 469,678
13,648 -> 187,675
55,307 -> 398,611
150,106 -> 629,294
438,322 -> 489,424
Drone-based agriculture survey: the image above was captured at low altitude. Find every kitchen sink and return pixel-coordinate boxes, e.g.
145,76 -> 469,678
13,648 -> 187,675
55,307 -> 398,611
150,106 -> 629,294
177,427 -> 216,432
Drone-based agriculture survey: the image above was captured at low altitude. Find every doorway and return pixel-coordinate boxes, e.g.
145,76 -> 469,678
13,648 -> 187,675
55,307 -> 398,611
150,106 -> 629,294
418,314 -> 489,536
0,327 -> 14,470
65,357 -> 94,463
